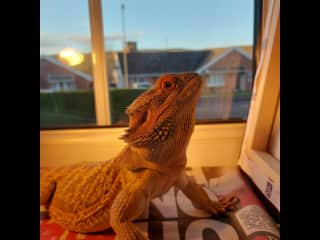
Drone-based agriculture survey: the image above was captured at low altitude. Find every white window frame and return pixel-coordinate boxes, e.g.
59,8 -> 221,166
88,0 -> 111,125
238,0 -> 280,211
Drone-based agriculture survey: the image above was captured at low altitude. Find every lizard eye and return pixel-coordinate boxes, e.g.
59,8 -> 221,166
162,80 -> 175,90
164,82 -> 172,88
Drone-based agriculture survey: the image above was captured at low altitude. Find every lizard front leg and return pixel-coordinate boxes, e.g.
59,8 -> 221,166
175,171 -> 239,216
110,183 -> 149,240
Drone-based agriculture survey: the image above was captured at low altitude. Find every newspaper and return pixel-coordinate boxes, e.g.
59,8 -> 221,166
40,167 -> 280,240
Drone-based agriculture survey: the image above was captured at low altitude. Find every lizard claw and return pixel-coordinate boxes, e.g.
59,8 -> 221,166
210,195 -> 240,216
219,195 -> 240,210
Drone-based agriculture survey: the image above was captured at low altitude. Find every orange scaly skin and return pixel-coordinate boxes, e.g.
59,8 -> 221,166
40,73 -> 238,240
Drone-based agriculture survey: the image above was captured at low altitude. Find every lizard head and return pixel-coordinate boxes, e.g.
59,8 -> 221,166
121,72 -> 203,156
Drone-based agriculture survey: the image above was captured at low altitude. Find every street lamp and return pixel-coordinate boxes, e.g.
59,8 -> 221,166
121,3 -> 129,88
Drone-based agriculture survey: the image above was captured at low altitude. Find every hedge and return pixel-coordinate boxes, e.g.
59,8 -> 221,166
40,89 -> 145,127
109,89 -> 145,124
40,89 -> 250,127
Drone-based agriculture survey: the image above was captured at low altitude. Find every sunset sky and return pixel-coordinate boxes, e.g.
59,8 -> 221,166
40,0 -> 254,54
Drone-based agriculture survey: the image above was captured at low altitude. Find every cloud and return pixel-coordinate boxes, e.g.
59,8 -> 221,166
40,31 -> 144,54
66,34 -> 91,44
105,30 -> 144,41
40,32 -> 91,54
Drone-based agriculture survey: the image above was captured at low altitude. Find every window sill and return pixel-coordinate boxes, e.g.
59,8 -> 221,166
41,123 -> 246,168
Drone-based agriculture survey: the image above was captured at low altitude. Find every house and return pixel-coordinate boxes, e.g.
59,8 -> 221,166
40,45 -> 253,92
196,47 -> 253,93
116,46 -> 253,92
117,50 -> 210,88
40,56 -> 93,92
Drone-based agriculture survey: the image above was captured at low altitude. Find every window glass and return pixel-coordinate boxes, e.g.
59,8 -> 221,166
40,0 -> 255,128
40,0 -> 96,128
102,0 -> 254,124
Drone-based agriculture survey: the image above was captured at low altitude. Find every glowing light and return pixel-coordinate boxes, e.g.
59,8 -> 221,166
59,48 -> 84,66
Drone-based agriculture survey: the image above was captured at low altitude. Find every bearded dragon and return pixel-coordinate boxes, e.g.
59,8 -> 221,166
40,73 -> 239,240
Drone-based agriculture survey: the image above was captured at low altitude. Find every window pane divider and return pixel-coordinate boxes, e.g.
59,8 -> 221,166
88,0 -> 111,125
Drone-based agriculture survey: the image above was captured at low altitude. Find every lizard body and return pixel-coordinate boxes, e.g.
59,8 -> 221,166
40,73 -> 238,239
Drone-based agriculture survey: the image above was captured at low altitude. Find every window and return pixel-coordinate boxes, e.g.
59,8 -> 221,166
40,0 -> 96,128
248,72 -> 253,83
239,72 -> 247,91
48,74 -> 75,92
102,0 -> 255,124
40,0 -> 256,129
207,73 -> 224,87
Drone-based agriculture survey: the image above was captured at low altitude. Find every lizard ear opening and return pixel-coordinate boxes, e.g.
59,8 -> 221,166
120,106 -> 175,148
128,110 -> 148,130
120,109 -> 151,143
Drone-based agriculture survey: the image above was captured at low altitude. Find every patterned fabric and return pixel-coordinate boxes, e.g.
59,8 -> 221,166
40,167 -> 279,240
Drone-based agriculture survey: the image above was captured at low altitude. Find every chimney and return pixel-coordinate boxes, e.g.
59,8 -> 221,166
126,41 -> 137,52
